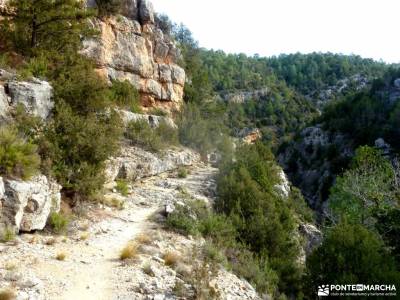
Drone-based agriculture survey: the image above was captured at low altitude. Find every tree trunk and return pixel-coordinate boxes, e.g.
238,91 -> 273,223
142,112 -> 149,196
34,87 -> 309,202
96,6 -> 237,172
31,14 -> 37,48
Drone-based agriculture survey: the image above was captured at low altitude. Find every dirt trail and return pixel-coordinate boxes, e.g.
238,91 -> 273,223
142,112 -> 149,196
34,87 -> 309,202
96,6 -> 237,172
56,207 -> 155,300
0,164 -> 217,300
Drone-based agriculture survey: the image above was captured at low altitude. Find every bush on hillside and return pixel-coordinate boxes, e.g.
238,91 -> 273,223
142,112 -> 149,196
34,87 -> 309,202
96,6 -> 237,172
304,223 -> 400,298
108,80 -> 141,112
125,119 -> 179,153
95,0 -> 123,17
45,103 -> 123,198
51,56 -> 111,115
178,102 -> 233,160
216,143 -> 302,295
0,126 -> 40,180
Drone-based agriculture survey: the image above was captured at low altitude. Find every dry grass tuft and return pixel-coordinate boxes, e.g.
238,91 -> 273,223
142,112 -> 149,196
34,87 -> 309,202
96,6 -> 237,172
80,232 -> 90,241
55,251 -> 67,261
142,262 -> 155,277
119,242 -> 138,260
0,288 -> 16,300
135,233 -> 152,245
4,261 -> 17,271
163,251 -> 180,267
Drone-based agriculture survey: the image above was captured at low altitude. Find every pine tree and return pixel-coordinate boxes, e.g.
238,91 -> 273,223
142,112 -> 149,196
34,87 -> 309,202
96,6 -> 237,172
1,0 -> 94,55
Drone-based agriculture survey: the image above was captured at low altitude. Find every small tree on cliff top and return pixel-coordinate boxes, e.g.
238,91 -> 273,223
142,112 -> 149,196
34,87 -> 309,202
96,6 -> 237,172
0,0 -> 94,55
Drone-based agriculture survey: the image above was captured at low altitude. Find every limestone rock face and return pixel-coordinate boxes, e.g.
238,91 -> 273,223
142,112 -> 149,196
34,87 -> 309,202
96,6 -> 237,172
299,223 -> 323,256
82,0 -> 185,113
6,79 -> 54,119
275,169 -> 290,198
138,0 -> 154,24
0,76 -> 54,121
104,145 -> 200,184
278,125 -> 354,211
0,85 -> 9,121
0,175 -> 61,232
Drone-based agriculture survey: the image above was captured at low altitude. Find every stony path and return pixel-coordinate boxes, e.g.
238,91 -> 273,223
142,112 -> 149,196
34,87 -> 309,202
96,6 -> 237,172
0,163 -> 219,300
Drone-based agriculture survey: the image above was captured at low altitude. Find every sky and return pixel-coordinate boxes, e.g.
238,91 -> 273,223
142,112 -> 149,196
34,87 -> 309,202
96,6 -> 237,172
151,0 -> 400,63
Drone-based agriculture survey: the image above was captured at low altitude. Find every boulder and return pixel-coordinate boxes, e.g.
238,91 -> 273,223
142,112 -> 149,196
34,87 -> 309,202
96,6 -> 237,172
104,145 -> 200,184
7,79 -> 53,119
138,0 -> 154,24
0,85 -> 9,120
0,175 -> 61,232
375,137 -> 391,155
394,78 -> 400,89
299,223 -> 323,256
0,69 -> 15,82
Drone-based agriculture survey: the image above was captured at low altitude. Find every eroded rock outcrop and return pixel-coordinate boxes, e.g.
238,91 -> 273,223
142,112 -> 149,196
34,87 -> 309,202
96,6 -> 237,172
0,75 -> 54,121
299,223 -> 323,256
279,125 -> 354,212
105,145 -> 200,184
0,175 -> 61,232
83,0 -> 185,113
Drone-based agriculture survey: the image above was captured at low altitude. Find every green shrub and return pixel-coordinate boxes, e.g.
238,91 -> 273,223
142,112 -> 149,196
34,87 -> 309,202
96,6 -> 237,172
216,143 -> 302,295
109,80 -> 141,112
177,167 -> 188,178
115,179 -> 129,196
304,223 -> 400,298
45,103 -> 123,197
227,248 -> 279,295
125,119 -> 162,152
94,0 -> 123,17
198,214 -> 237,246
18,54 -> 50,79
156,120 -> 179,146
203,241 -> 227,266
166,206 -> 198,236
52,56 -> 111,116
1,227 -> 16,243
12,104 -> 43,141
48,212 -> 69,234
125,120 -> 178,153
178,102 -> 233,160
149,108 -> 168,117
0,126 -> 40,180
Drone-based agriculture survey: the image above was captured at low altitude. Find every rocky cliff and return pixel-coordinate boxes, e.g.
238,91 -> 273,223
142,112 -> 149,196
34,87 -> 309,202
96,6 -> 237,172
83,0 -> 186,113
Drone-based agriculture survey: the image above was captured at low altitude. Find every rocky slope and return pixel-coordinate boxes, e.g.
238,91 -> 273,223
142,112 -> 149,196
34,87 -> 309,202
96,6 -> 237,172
83,0 -> 186,113
0,161 -> 260,300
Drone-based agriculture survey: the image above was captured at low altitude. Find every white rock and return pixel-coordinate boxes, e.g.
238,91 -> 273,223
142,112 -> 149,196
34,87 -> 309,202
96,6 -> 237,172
0,175 -> 61,232
7,79 -> 53,119
275,169 -> 290,198
104,145 -> 200,184
139,0 -> 155,24
394,78 -> 400,89
0,85 -> 10,120
299,223 -> 323,256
